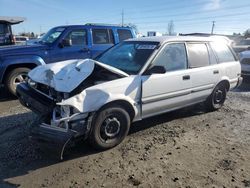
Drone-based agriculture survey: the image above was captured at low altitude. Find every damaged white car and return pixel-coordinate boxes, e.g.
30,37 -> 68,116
16,36 -> 242,158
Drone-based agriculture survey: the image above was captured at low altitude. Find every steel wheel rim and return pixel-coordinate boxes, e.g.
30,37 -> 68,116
100,116 -> 121,141
13,73 -> 28,86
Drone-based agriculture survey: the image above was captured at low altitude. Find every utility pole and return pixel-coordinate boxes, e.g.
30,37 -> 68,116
211,21 -> 215,34
122,9 -> 124,26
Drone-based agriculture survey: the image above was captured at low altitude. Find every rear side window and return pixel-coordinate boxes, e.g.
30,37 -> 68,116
92,29 -> 114,44
187,43 -> 209,68
117,29 -> 133,41
210,42 -> 235,63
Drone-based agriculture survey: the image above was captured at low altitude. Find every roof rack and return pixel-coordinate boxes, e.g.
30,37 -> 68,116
84,23 -> 130,27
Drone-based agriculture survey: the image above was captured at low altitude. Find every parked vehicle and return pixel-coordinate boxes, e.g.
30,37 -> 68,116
147,31 -> 162,36
14,35 -> 29,45
16,36 -> 242,158
232,39 -> 250,54
0,16 -> 25,46
239,50 -> 250,77
0,23 -> 136,95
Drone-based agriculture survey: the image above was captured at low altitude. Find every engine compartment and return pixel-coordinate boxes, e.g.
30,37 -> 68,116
30,64 -> 123,102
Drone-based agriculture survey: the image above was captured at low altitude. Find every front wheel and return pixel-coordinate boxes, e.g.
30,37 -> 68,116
205,84 -> 227,111
5,67 -> 30,96
89,105 -> 131,150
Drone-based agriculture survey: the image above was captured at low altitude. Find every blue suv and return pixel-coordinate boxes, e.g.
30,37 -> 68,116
0,23 -> 136,95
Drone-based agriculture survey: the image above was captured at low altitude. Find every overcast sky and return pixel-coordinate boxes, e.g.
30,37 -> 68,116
0,0 -> 249,35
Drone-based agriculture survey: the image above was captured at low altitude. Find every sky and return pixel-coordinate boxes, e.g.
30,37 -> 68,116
0,0 -> 250,36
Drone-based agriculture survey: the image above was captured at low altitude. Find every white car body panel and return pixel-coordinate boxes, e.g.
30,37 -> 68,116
57,75 -> 142,120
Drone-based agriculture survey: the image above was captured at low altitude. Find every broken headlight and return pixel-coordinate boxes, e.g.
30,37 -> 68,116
51,105 -> 88,129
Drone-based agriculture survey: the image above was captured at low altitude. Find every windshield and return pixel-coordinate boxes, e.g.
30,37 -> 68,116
39,27 -> 65,44
96,41 -> 159,74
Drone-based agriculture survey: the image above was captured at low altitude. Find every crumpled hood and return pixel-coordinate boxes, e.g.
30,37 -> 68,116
0,43 -> 47,56
28,59 -> 129,93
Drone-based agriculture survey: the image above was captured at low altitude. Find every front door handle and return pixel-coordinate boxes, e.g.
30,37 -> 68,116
183,75 -> 190,80
213,70 -> 219,74
80,47 -> 90,53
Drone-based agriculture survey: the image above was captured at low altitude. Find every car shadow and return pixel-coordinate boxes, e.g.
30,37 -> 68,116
0,104 -> 207,187
0,87 -> 16,102
232,80 -> 250,92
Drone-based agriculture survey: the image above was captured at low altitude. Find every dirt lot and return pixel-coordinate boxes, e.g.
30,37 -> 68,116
0,83 -> 250,188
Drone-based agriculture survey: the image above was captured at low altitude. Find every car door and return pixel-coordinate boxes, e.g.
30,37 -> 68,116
49,28 -> 90,62
90,28 -> 115,58
141,43 -> 192,118
186,42 -> 221,103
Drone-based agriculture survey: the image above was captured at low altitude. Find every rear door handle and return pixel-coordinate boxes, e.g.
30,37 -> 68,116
213,70 -> 219,74
183,75 -> 190,80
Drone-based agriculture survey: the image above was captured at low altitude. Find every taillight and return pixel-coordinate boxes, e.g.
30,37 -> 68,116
11,35 -> 16,44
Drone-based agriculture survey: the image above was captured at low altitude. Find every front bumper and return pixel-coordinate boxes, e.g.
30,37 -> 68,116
30,121 -> 83,160
16,83 -> 93,159
16,83 -> 55,115
237,76 -> 243,87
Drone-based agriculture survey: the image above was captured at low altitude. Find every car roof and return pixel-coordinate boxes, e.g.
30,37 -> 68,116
52,24 -> 133,30
127,36 -> 220,44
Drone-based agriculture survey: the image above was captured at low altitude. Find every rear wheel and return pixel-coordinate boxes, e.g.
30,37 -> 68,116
206,84 -> 227,111
89,105 -> 131,150
5,67 -> 30,96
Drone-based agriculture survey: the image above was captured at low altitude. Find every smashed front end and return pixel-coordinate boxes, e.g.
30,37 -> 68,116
16,59 -> 128,159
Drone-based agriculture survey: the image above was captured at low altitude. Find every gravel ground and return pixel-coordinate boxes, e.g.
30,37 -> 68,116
0,83 -> 250,188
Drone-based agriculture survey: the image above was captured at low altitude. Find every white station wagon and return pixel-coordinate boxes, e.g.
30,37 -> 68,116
17,36 -> 242,157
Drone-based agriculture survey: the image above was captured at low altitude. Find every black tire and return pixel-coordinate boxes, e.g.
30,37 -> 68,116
89,105 -> 131,150
206,84 -> 227,111
5,67 -> 30,96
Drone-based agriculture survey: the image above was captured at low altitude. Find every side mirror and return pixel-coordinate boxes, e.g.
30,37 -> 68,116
59,39 -> 72,48
145,66 -> 166,75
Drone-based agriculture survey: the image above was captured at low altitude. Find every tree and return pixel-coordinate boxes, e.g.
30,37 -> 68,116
244,29 -> 250,38
167,20 -> 174,36
31,32 -> 35,38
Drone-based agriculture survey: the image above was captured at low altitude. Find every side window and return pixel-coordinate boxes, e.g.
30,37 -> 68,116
64,29 -> 87,46
92,29 -> 114,44
117,29 -> 133,41
187,43 -> 209,68
153,43 -> 187,72
210,42 -> 235,63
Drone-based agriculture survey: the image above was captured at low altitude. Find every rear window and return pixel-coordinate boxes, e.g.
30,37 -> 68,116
236,40 -> 250,45
210,42 -> 235,63
0,23 -> 10,34
117,29 -> 133,41
92,29 -> 114,44
187,43 -> 210,68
